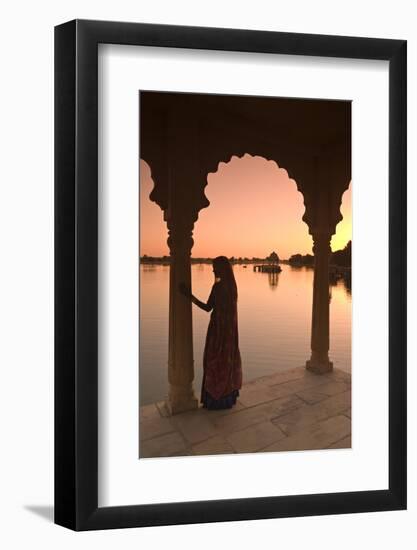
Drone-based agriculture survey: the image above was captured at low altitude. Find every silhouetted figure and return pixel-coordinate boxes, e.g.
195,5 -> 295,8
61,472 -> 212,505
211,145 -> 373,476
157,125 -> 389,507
180,256 -> 242,410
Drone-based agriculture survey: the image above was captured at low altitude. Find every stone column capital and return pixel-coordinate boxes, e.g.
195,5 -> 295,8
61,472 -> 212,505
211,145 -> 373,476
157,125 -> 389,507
311,231 -> 332,255
166,218 -> 194,256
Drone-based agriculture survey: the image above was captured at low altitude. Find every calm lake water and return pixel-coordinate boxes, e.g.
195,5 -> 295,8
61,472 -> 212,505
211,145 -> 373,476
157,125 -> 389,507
139,263 -> 351,406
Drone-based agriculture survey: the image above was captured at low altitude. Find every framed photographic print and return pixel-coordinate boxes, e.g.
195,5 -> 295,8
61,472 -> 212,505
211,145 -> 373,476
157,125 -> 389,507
54,19 -> 406,530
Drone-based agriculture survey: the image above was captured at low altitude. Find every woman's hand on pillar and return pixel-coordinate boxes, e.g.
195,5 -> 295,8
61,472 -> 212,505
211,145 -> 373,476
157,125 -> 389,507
179,282 -> 192,298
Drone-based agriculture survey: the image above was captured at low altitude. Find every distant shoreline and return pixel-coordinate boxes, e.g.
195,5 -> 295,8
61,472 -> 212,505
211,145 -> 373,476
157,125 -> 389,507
140,257 -> 287,265
140,258 -> 317,268
140,256 -> 351,270
139,241 -> 350,268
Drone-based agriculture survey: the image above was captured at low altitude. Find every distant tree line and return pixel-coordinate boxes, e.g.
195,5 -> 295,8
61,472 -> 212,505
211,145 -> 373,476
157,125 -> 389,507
141,243 -> 351,268
140,253 -> 281,265
141,254 -> 171,264
287,240 -> 351,268
331,240 -> 351,267
288,253 -> 314,266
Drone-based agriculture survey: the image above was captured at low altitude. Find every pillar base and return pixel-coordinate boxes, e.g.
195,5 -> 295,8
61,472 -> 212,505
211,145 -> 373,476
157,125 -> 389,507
165,384 -> 199,416
306,357 -> 333,374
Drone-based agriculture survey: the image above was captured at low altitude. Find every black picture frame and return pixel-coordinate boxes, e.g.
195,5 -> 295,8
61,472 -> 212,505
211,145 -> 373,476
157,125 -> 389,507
54,19 -> 407,531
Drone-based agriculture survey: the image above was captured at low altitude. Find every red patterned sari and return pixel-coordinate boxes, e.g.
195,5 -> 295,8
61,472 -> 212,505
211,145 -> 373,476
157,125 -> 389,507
201,281 -> 242,409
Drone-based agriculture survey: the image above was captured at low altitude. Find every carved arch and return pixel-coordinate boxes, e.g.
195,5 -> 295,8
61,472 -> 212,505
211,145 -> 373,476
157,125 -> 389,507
140,90 -> 351,238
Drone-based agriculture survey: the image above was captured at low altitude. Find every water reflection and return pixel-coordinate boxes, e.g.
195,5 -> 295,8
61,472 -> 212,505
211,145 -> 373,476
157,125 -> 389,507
288,265 -> 314,273
252,268 -> 280,289
330,273 -> 351,295
268,271 -> 280,289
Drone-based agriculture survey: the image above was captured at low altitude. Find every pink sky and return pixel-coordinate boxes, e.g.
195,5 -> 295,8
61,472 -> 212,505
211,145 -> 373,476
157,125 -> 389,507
140,155 -> 352,259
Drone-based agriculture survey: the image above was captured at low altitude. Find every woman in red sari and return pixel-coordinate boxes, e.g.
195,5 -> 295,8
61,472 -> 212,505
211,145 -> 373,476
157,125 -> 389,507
181,256 -> 242,410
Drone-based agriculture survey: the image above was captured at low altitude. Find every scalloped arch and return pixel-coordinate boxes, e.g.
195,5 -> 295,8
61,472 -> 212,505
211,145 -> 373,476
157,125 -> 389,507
203,152 -> 306,217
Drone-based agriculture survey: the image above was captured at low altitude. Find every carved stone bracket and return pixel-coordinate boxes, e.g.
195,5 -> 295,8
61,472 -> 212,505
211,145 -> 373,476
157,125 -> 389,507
167,219 -> 195,257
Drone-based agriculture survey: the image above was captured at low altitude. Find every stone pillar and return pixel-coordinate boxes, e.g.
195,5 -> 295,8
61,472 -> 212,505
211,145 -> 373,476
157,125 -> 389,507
165,218 -> 199,415
306,231 -> 333,374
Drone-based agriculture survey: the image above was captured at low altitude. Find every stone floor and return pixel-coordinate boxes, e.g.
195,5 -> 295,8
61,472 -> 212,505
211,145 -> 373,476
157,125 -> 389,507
139,366 -> 351,458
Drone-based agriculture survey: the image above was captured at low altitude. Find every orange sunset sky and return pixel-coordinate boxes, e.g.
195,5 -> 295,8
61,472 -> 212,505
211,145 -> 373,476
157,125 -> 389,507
140,155 -> 352,260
